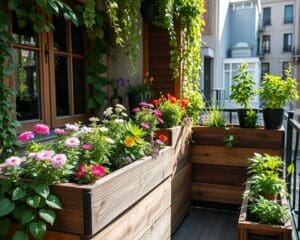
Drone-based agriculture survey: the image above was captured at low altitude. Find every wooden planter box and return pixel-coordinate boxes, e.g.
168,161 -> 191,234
8,147 -> 173,239
191,126 -> 285,205
238,184 -> 292,240
156,124 -> 192,233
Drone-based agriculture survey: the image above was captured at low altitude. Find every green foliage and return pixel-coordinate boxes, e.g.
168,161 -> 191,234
259,65 -> 299,109
244,109 -> 258,128
134,107 -> 159,137
185,90 -> 204,124
248,153 -> 283,175
223,134 -> 238,148
230,64 -> 256,108
126,84 -> 154,101
249,197 -> 289,225
202,106 -> 226,128
106,0 -> 141,73
83,0 -> 96,28
157,100 -> 185,128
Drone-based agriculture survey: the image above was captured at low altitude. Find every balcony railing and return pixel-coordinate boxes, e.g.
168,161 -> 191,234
263,18 -> 271,26
283,45 -> 293,52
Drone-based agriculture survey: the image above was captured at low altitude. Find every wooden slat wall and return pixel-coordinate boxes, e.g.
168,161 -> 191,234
191,127 -> 285,205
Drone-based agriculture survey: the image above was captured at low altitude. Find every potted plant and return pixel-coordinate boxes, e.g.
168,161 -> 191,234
201,105 -> 226,128
259,65 -> 299,129
230,63 -> 257,128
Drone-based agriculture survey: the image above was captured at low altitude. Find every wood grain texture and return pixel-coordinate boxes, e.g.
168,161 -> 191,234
191,145 -> 282,167
192,126 -> 285,149
191,183 -> 244,205
89,178 -> 171,240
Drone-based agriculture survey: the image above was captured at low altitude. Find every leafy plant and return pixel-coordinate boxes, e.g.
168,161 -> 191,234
249,197 -> 289,225
230,64 -> 256,108
185,90 -> 204,124
223,134 -> 238,148
202,106 -> 226,128
244,109 -> 258,128
248,153 -> 283,175
126,84 -> 154,101
259,65 -> 299,109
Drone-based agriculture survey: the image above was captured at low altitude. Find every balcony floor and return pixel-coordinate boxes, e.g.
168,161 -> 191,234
173,207 -> 239,240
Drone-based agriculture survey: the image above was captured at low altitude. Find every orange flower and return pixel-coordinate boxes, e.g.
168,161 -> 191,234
159,135 -> 168,143
180,98 -> 188,108
152,99 -> 159,106
124,136 -> 135,147
168,95 -> 177,104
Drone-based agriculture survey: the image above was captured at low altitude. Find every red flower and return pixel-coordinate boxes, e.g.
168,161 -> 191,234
76,165 -> 87,178
91,165 -> 106,177
168,94 -> 177,104
152,99 -> 159,106
159,135 -> 168,143
180,98 -> 188,108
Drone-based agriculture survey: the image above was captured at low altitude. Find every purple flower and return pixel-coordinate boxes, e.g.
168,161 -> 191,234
54,128 -> 66,135
154,148 -> 160,156
157,118 -> 164,124
141,122 -> 150,129
125,157 -> 132,163
5,156 -> 21,167
132,107 -> 140,113
35,150 -> 55,161
153,109 -> 162,117
51,154 -> 67,169
156,139 -> 164,145
64,137 -> 80,148
82,144 -> 92,150
117,77 -> 129,87
139,102 -> 148,107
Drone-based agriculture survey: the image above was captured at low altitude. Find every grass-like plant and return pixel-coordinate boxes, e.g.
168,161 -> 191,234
202,105 -> 226,128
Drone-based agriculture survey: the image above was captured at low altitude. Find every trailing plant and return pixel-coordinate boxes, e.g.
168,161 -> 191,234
259,64 -> 299,109
249,197 -> 289,225
230,64 -> 256,108
244,109 -> 258,128
106,0 -> 141,73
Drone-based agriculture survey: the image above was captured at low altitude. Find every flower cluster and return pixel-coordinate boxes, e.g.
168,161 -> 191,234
76,164 -> 107,184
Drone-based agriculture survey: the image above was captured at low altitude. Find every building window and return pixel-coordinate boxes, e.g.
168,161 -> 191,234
284,5 -> 293,24
263,7 -> 271,26
282,62 -> 291,78
9,12 -> 86,131
261,63 -> 270,77
283,33 -> 292,52
262,35 -> 271,53
233,2 -> 253,10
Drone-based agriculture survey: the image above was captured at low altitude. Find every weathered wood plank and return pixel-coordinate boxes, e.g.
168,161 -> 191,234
192,126 -> 284,149
192,163 -> 247,186
191,183 -> 244,205
191,145 -> 282,167
90,178 -> 171,240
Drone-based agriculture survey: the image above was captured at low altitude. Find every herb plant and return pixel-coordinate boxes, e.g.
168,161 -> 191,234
244,109 -> 258,128
202,106 -> 226,128
223,134 -> 238,148
248,153 -> 283,175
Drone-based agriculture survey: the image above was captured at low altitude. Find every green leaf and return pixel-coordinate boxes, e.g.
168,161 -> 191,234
34,184 -> 49,199
0,198 -> 15,217
21,209 -> 35,225
39,209 -> 56,226
8,0 -> 20,10
12,187 -> 26,201
13,205 -> 27,220
0,219 -> 10,236
29,221 -> 46,240
46,194 -> 62,210
13,231 -> 29,240
26,195 -> 41,208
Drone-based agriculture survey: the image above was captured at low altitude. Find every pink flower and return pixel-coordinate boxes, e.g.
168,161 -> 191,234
33,124 -> 50,135
153,109 -> 162,117
51,154 -> 67,169
64,137 -> 80,148
28,152 -> 37,159
76,165 -> 87,178
82,144 -> 92,150
132,107 -> 140,113
91,165 -> 106,177
141,122 -> 150,129
18,131 -> 34,142
65,123 -> 79,131
35,150 -> 55,161
54,128 -> 66,135
157,118 -> 164,124
5,156 -> 21,167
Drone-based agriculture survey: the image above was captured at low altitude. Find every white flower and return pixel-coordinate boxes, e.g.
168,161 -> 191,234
104,109 -> 113,117
89,117 -> 100,122
99,127 -> 109,132
114,107 -> 122,113
114,119 -> 125,124
79,126 -> 93,134
105,137 -> 115,144
121,112 -> 128,117
115,104 -> 126,110
65,123 -> 79,131
102,119 -> 109,124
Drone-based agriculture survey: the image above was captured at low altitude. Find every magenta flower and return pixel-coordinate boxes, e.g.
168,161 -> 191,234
5,156 -> 21,167
35,150 -> 55,161
153,109 -> 162,117
65,123 -> 79,131
91,165 -> 106,177
82,144 -> 92,150
51,154 -> 67,169
64,137 -> 80,148
54,128 -> 66,135
141,122 -> 150,129
132,107 -> 140,113
33,123 -> 50,135
18,131 -> 34,142
139,102 -> 148,107
76,164 -> 87,178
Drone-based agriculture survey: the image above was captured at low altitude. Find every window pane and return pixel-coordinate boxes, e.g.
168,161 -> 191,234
224,72 -> 230,100
263,7 -> 271,25
53,16 -> 68,52
12,12 -> 38,46
262,35 -> 270,52
72,24 -> 84,54
55,56 -> 70,116
284,5 -> 293,23
73,59 -> 85,114
283,34 -> 292,51
13,49 -> 40,121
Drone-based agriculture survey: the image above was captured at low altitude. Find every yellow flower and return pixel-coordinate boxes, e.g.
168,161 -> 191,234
135,137 -> 144,144
124,136 -> 135,148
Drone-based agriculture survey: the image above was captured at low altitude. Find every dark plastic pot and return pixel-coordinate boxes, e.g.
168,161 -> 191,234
263,108 -> 284,129
140,0 -> 158,23
237,109 -> 258,128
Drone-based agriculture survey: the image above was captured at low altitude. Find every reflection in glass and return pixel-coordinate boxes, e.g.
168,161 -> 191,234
13,49 -> 40,121
55,56 -> 70,116
72,25 -> 84,54
53,16 -> 68,51
73,59 -> 85,114
12,12 -> 38,46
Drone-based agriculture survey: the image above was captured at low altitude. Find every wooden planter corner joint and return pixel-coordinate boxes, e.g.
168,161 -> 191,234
238,183 -> 292,240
